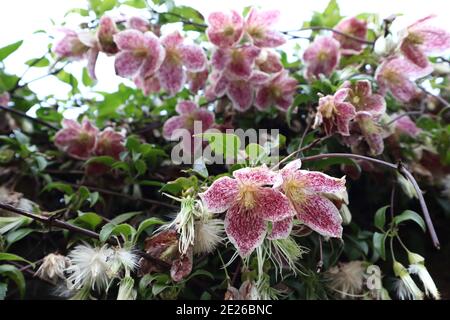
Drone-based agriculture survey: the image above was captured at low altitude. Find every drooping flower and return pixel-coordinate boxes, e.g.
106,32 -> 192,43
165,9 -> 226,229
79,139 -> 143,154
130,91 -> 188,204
53,28 -> 91,60
326,261 -> 366,299
35,253 -> 70,284
225,280 -> 260,300
113,29 -> 165,79
244,8 -> 285,48
341,80 -> 386,155
97,16 -> 119,54
211,45 -> 261,80
393,261 -> 424,300
400,15 -> 450,68
108,246 -> 139,277
199,165 -> 295,256
207,10 -> 245,48
333,17 -> 368,54
134,74 -> 161,96
256,50 -> 283,73
0,92 -> 10,106
162,101 -> 215,141
255,70 -> 297,111
407,252 -> 440,300
93,128 -> 125,159
303,36 -> 341,79
54,119 -> 99,160
117,276 -> 137,300
66,244 -> 113,292
313,88 -> 356,136
187,69 -> 209,93
158,31 -> 207,95
393,114 -> 422,137
127,16 -> 151,33
275,160 -> 347,238
375,56 -> 432,102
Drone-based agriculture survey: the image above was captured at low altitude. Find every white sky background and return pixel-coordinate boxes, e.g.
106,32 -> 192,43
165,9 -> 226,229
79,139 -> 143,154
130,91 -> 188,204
0,0 -> 449,102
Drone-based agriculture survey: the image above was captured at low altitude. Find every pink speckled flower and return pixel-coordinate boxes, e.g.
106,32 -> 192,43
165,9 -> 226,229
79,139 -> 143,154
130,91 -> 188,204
187,69 -> 209,94
199,166 -> 295,256
341,80 -> 386,155
256,50 -> 283,73
313,88 -> 356,136
53,28 -> 90,60
158,31 -> 207,96
303,36 -> 340,79
394,115 -> 422,137
97,16 -> 118,55
207,10 -> 244,48
244,8 -> 285,48
333,17 -> 368,54
94,128 -> 125,159
206,70 -> 269,111
0,92 -> 10,106
127,16 -> 151,33
134,74 -> 161,96
255,70 -> 298,111
54,119 -> 98,160
163,101 -> 215,141
400,15 -> 450,68
375,56 -> 432,102
275,160 -> 347,238
113,30 -> 165,79
212,45 -> 261,80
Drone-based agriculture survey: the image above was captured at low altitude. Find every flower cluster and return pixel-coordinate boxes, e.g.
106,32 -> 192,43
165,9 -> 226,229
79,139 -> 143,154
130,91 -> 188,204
313,80 -> 387,155
199,160 -> 347,256
204,9 -> 297,112
375,15 -> 450,102
54,119 -> 125,167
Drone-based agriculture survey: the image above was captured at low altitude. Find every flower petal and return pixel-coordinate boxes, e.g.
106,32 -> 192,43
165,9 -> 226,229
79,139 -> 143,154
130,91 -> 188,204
162,115 -> 186,140
335,102 -> 356,136
296,170 -> 347,202
113,29 -> 144,50
294,194 -> 343,238
199,176 -> 239,213
267,217 -> 293,240
227,80 -> 254,111
158,59 -> 185,96
253,30 -> 286,48
224,204 -> 267,256
256,188 -> 295,222
176,101 -> 197,115
114,51 -> 143,77
233,165 -> 276,185
194,109 -> 215,130
181,44 -> 207,72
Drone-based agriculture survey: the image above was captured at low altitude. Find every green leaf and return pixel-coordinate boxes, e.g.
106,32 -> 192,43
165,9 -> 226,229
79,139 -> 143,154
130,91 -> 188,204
0,265 -> 25,298
0,283 -> 7,300
42,182 -> 74,195
82,67 -> 95,86
0,253 -> 33,266
198,132 -> 241,160
73,212 -> 103,230
372,232 -> 387,261
6,228 -> 34,247
374,205 -> 389,231
110,211 -> 142,225
134,159 -> 147,176
136,217 -> 165,239
100,223 -> 136,242
25,57 -> 50,68
85,155 -> 117,166
393,210 -> 426,232
0,40 -> 23,61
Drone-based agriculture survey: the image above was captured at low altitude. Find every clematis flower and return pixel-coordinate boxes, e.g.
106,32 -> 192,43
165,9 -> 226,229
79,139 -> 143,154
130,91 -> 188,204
97,16 -> 119,54
207,10 -> 244,48
393,261 -> 424,300
94,128 -> 125,159
54,119 -> 98,160
35,253 -> 70,284
53,28 -> 91,60
187,69 -> 209,94
127,16 -> 151,33
0,92 -> 10,106
400,15 -> 450,68
256,50 -> 283,73
255,70 -> 297,111
134,74 -> 161,96
162,101 -> 215,141
212,45 -> 261,80
333,17 -> 368,54
375,56 -> 432,102
341,80 -> 386,155
113,29 -> 165,79
303,36 -> 340,79
313,88 -> 356,136
394,114 -> 422,137
158,31 -> 207,96
199,165 -> 295,256
206,70 -> 269,111
408,252 -> 440,300
275,160 -> 347,238
244,8 -> 285,48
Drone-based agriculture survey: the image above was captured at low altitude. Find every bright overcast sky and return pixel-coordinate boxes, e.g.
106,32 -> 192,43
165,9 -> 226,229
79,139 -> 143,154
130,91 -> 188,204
1,0 -> 449,100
